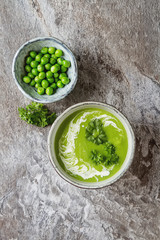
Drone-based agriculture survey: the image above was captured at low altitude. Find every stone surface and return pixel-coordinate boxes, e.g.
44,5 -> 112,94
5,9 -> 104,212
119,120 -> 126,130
0,0 -> 160,239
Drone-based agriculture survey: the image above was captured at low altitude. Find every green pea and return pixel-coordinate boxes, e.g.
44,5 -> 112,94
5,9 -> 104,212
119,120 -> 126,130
54,78 -> 59,83
48,77 -> 54,84
26,56 -> 33,65
57,57 -> 63,65
39,72 -> 46,80
62,60 -> 71,68
54,73 -> 59,78
35,76 -> 42,83
37,87 -> 45,95
25,65 -> 32,72
28,72 -> 34,79
30,80 -> 36,86
35,83 -> 41,88
61,66 -> 67,72
41,79 -> 49,89
41,57 -> 49,65
51,64 -> 60,73
32,68 -> 39,76
61,76 -> 70,85
30,51 -> 37,58
30,61 -> 39,68
59,73 -> 67,79
46,87 -> 54,95
44,53 -> 50,58
55,49 -> 63,57
23,76 -> 31,83
35,54 -> 42,62
41,47 -> 48,54
50,83 -> 57,89
51,54 -> 57,59
57,80 -> 64,88
48,47 -> 56,54
45,63 -> 52,70
46,71 -> 53,79
37,64 -> 45,72
50,58 -> 56,65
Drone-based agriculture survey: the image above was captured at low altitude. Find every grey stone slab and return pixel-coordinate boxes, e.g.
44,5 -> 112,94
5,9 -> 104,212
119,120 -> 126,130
0,0 -> 160,239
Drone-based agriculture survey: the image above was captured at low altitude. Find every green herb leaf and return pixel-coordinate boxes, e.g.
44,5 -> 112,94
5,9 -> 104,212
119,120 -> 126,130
105,154 -> 119,166
90,150 -> 106,165
85,118 -> 107,145
86,119 -> 120,166
18,102 -> 56,127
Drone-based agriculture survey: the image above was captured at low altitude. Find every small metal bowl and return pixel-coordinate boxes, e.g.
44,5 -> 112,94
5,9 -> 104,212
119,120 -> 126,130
12,37 -> 78,103
48,102 -> 135,189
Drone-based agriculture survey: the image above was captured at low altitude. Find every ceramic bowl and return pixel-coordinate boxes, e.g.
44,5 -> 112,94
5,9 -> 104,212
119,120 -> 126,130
48,102 -> 135,189
12,37 -> 78,103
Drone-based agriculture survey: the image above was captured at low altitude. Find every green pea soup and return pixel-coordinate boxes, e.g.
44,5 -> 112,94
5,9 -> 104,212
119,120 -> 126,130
54,108 -> 128,183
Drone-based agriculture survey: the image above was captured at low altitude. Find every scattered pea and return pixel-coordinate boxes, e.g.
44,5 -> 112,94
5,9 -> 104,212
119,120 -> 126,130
55,49 -> 63,57
61,66 -> 67,72
46,87 -> 54,95
48,47 -> 56,54
35,83 -> 41,88
30,61 -> 38,68
28,73 -> 34,79
54,73 -> 59,78
37,64 -> 45,72
30,51 -> 37,58
30,80 -> 36,86
41,79 -> 49,89
41,47 -> 48,54
35,54 -> 42,62
57,57 -> 63,65
59,73 -> 67,79
35,76 -> 42,84
51,64 -> 60,73
23,76 -> 31,83
32,68 -> 39,76
51,54 -> 57,59
50,83 -> 57,89
26,56 -> 33,65
50,58 -> 56,65
46,71 -> 53,79
61,76 -> 70,85
37,87 -> 45,95
44,53 -> 50,58
48,77 -> 54,84
45,63 -> 52,70
41,57 -> 49,65
62,60 -> 71,68
39,72 -> 46,80
57,80 -> 64,88
25,65 -> 32,72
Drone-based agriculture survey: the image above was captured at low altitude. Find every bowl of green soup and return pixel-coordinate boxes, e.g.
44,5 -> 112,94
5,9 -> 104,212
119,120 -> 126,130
48,102 -> 135,188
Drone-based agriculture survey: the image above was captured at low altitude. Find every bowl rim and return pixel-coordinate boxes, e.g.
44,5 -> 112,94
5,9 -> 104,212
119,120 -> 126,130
48,101 -> 136,189
12,37 -> 78,103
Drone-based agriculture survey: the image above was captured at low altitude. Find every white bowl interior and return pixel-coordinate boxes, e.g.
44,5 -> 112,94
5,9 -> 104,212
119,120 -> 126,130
48,102 -> 135,188
12,37 -> 77,103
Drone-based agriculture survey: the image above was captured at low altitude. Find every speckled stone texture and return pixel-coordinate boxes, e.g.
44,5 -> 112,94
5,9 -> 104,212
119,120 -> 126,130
0,0 -> 160,239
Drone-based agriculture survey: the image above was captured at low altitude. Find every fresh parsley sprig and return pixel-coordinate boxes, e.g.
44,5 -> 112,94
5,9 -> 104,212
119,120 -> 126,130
85,119 -> 107,145
18,102 -> 56,127
86,118 -> 120,166
91,150 -> 106,165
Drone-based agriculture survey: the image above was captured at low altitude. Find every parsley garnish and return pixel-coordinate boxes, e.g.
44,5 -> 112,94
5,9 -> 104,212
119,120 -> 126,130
85,119 -> 107,145
86,119 -> 120,166
18,102 -> 56,127
91,150 -> 106,165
